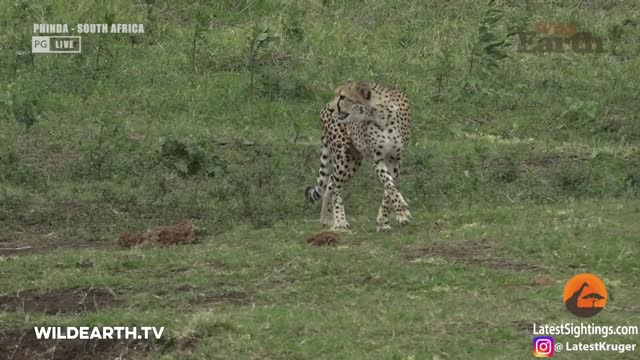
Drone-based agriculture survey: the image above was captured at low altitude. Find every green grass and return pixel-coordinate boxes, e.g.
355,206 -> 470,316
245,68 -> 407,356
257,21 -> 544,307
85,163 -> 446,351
1,0 -> 640,359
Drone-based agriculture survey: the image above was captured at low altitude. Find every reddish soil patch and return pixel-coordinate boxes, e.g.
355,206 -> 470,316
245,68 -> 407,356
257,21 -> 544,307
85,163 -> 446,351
0,330 -> 152,360
148,219 -> 194,246
0,288 -> 119,315
402,241 -> 542,272
306,231 -> 339,246
117,232 -> 146,248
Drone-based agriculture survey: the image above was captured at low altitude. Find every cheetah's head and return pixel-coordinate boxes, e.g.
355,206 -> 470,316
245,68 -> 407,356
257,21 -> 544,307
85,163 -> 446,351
331,81 -> 371,121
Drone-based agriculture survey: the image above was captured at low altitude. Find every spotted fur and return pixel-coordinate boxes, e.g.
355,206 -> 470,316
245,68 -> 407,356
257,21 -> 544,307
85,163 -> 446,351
306,81 -> 412,231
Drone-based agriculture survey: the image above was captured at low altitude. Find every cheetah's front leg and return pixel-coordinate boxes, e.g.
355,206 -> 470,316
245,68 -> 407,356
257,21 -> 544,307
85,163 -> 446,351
327,178 -> 349,230
326,146 -> 360,230
373,157 -> 411,229
386,155 -> 411,226
376,196 -> 392,232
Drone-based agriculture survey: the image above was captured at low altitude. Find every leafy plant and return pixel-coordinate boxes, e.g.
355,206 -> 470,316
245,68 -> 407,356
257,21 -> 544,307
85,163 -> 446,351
551,159 -> 588,195
191,6 -> 210,74
561,97 -> 599,125
468,0 -> 517,75
160,138 -> 227,178
257,67 -> 312,100
142,0 -> 157,45
608,18 -> 639,60
81,120 -> 124,179
95,11 -> 116,72
432,48 -> 454,102
11,93 -> 42,131
247,25 -> 278,95
280,5 -> 306,44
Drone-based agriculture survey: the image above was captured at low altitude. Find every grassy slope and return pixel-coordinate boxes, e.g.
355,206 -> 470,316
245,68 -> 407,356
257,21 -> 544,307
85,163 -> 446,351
1,0 -> 640,359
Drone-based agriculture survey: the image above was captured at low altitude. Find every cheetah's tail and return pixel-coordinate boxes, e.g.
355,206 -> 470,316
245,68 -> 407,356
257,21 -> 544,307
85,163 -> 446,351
305,134 -> 331,203
305,186 -> 322,203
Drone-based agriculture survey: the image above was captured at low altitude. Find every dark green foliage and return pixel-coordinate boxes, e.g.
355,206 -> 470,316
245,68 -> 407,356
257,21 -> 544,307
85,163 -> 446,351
608,18 -> 640,60
190,5 -> 212,73
280,5 -> 306,44
490,156 -> 519,184
160,138 -> 227,178
561,97 -> 599,125
247,25 -> 279,94
258,67 -> 313,100
0,147 -> 45,189
468,0 -> 517,75
11,93 -> 40,130
551,159 -> 588,194
77,121 -> 126,179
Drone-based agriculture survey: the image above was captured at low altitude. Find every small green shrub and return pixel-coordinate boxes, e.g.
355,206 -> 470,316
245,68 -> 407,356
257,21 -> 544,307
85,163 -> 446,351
561,97 -> 599,126
490,156 -> 519,184
160,138 -> 227,178
258,67 -> 313,100
280,5 -> 306,44
247,25 -> 279,94
551,159 -> 588,195
468,0 -> 516,76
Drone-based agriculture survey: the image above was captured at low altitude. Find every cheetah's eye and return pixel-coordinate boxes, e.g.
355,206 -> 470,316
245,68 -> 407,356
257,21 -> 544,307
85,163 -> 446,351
339,95 -> 345,100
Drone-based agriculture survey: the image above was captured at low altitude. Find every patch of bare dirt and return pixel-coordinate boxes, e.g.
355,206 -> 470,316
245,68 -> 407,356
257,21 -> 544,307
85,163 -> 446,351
0,288 -> 119,315
487,154 -> 585,172
513,320 -> 536,333
0,330 -> 152,360
306,231 -> 339,246
431,319 -> 491,336
189,291 -> 250,306
529,276 -> 557,286
0,241 -> 111,257
117,219 -> 194,248
520,154 -> 564,168
478,258 -> 543,272
401,241 -> 542,272
403,241 -> 490,260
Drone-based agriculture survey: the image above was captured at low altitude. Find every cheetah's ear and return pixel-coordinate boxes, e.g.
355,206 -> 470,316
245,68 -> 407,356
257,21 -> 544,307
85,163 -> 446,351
358,81 -> 371,100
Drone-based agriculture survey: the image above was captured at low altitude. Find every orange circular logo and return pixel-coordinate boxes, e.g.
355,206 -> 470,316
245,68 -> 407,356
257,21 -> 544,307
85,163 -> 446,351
563,273 -> 607,317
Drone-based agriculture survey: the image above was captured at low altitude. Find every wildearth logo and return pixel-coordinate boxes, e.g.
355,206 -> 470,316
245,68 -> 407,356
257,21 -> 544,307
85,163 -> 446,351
563,273 -> 608,318
518,22 -> 605,53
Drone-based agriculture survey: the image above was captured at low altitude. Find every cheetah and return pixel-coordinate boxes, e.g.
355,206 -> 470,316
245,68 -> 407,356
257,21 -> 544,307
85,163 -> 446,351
305,81 -> 412,232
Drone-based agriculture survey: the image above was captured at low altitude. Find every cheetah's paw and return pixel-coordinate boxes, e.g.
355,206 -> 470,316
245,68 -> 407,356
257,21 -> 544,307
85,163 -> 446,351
331,220 -> 350,231
396,209 -> 412,226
